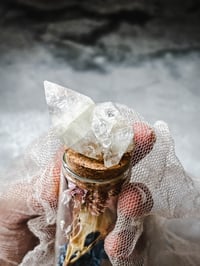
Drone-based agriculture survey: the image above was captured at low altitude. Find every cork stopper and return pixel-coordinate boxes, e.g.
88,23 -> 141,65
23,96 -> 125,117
64,148 -> 132,181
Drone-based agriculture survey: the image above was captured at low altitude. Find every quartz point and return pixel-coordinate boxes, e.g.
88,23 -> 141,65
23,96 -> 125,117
44,81 -> 95,147
44,81 -> 134,167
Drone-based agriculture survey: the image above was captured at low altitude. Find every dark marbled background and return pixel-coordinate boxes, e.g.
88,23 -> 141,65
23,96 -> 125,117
0,0 -> 200,177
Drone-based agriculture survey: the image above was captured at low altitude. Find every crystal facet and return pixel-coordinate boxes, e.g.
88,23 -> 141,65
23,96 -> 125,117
44,82 -> 134,167
44,81 -> 95,147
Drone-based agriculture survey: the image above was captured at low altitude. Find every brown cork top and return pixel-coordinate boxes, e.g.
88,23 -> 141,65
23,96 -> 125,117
63,148 -> 131,180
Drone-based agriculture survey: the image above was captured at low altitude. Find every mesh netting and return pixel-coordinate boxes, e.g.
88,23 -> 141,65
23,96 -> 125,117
0,129 -> 63,265
0,105 -> 200,266
104,107 -> 200,266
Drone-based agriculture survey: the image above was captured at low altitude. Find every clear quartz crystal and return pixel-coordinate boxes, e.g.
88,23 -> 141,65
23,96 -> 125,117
92,102 -> 134,167
44,81 -> 95,147
44,81 -> 134,167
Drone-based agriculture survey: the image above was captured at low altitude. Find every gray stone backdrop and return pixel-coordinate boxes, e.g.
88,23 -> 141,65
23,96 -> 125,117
0,1 -> 200,177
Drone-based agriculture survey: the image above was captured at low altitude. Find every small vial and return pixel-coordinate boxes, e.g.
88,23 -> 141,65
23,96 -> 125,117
55,148 -> 131,266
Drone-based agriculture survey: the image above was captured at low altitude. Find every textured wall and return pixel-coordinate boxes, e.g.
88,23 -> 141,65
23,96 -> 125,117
0,1 -> 200,177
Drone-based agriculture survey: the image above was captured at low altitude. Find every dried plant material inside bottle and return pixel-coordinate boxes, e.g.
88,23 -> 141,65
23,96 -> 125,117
57,148 -> 132,266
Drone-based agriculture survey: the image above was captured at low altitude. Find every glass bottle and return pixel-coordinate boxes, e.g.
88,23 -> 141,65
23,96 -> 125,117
55,148 -> 131,266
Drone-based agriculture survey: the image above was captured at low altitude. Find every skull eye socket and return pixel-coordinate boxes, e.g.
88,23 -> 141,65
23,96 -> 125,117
84,231 -> 101,247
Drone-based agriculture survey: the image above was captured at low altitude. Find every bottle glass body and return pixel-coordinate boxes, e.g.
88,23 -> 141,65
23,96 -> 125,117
56,151 -> 129,266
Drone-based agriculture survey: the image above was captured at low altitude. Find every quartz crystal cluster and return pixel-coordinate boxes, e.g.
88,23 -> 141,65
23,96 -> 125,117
44,81 -> 134,167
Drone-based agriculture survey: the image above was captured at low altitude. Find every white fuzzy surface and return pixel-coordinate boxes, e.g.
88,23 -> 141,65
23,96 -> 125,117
0,48 -> 199,177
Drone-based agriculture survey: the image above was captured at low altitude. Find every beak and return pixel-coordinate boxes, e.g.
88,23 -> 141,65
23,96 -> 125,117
63,207 -> 115,265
